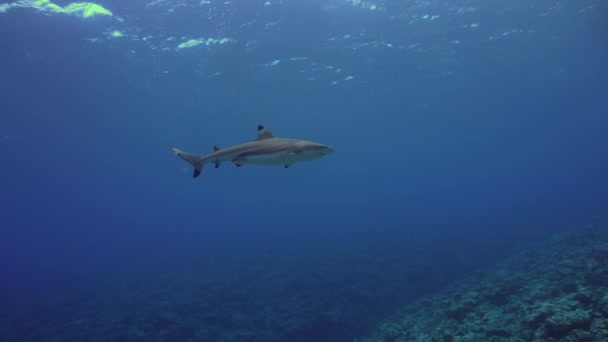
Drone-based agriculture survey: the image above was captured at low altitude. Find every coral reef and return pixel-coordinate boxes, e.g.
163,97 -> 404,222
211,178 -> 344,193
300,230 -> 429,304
365,223 -> 608,341
1,234 -> 514,342
5,223 -> 605,342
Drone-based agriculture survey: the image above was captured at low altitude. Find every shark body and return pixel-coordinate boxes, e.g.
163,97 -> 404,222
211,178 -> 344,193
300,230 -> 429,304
171,125 -> 334,178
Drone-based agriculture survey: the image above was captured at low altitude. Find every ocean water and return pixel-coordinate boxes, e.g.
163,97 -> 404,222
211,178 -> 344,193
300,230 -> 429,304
1,0 -> 607,340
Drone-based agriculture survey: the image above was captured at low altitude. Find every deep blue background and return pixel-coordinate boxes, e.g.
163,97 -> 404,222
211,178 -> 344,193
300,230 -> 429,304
1,0 -> 607,316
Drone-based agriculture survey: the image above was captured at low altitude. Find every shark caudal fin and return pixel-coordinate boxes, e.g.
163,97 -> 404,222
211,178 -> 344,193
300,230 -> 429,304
171,147 -> 206,178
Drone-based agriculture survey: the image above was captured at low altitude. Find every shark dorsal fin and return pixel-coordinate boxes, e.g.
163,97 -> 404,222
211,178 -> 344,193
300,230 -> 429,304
255,125 -> 274,141
214,146 -> 221,152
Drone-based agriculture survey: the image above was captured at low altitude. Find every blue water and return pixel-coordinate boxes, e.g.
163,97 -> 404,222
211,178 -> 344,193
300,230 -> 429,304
1,0 -> 607,340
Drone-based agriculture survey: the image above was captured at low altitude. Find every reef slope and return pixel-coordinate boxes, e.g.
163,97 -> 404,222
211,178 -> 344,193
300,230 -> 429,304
365,223 -> 608,342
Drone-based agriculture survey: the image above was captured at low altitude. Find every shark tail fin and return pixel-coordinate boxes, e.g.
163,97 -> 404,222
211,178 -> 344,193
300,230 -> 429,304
171,147 -> 206,178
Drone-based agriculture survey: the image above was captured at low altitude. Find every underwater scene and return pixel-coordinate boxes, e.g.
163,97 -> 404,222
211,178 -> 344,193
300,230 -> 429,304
1,0 -> 607,341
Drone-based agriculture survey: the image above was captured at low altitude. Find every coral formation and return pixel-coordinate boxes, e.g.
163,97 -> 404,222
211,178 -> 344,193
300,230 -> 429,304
1,237 -> 510,342
365,223 -> 608,341
3,223 -> 606,341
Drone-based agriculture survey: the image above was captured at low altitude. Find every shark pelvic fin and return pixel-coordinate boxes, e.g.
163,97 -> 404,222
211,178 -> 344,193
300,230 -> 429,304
255,125 -> 274,141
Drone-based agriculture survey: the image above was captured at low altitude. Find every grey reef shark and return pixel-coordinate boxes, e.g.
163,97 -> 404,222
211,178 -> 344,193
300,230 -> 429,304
171,125 -> 334,178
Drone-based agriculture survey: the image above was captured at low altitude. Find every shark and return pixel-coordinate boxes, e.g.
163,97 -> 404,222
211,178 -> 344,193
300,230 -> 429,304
171,125 -> 334,178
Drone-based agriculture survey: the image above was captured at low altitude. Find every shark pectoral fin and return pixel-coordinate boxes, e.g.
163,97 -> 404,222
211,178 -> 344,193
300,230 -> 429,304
233,158 -> 245,167
284,163 -> 293,168
212,147 -> 221,168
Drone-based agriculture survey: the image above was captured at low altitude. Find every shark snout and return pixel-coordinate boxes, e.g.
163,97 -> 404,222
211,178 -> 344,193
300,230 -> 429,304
299,143 -> 334,160
321,145 -> 334,155
307,144 -> 334,155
